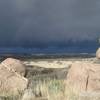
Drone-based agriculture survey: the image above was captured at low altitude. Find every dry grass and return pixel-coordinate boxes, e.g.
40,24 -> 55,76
29,77 -> 80,100
0,58 -> 100,100
0,79 -> 100,100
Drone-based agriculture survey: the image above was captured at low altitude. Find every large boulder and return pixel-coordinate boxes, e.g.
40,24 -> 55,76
96,48 -> 100,59
0,64 -> 28,95
65,62 -> 100,92
1,58 -> 26,76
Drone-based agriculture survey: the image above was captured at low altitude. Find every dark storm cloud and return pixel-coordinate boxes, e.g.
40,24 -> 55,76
0,0 -> 100,46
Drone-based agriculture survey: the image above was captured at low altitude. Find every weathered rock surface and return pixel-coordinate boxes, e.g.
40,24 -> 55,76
1,58 -> 26,76
96,48 -> 100,59
79,92 -> 100,100
66,62 -> 100,92
0,64 -> 28,95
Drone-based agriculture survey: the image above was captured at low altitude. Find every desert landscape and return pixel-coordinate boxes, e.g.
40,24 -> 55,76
0,0 -> 100,99
0,49 -> 99,100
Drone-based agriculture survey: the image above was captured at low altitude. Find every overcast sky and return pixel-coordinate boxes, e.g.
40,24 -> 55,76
0,0 -> 100,47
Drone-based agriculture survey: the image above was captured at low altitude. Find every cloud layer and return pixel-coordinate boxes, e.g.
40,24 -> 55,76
0,0 -> 100,47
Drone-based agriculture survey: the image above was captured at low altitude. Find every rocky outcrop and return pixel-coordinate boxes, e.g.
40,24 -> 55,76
96,48 -> 100,59
0,64 -> 28,95
66,62 -> 100,92
1,58 -> 26,76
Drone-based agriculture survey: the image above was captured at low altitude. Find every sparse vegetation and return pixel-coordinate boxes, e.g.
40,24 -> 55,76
0,77 -> 79,100
0,75 -> 100,100
0,57 -> 100,100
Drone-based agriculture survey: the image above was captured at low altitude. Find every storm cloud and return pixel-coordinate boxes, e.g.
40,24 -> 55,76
0,0 -> 100,47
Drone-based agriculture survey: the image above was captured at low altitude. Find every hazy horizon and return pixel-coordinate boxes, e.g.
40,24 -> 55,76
0,41 -> 98,54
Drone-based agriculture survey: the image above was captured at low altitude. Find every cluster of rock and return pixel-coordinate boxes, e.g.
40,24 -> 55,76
65,48 -> 100,93
0,58 -> 28,95
66,62 -> 100,92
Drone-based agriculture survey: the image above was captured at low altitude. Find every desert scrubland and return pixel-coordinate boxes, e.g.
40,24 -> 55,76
0,54 -> 100,100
